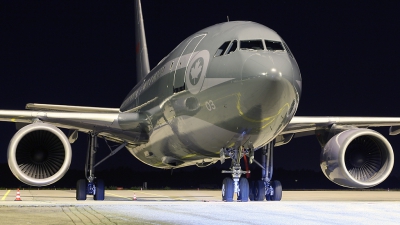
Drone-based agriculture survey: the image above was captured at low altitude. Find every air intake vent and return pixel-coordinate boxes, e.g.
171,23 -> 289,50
8,123 -> 72,186
16,130 -> 65,179
345,136 -> 383,181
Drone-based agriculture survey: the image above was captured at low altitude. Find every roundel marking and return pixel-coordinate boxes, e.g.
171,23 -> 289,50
186,50 -> 210,95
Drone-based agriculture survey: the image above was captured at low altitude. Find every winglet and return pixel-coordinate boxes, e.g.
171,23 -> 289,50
135,0 -> 150,83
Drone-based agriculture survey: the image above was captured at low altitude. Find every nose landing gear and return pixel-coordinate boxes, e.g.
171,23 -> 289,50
220,141 -> 282,202
221,146 -> 250,202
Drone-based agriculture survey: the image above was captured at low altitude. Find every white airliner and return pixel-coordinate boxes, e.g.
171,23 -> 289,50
2,0 -> 400,201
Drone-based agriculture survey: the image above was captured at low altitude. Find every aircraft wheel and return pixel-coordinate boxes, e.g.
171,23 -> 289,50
237,177 -> 249,202
76,179 -> 87,201
222,177 -> 234,202
267,180 -> 282,201
249,180 -> 255,201
94,179 -> 105,201
254,180 -> 265,201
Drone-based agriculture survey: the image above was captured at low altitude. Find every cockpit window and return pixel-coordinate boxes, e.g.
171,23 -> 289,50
264,40 -> 285,51
282,41 -> 294,58
226,40 -> 237,54
214,41 -> 231,57
240,40 -> 264,50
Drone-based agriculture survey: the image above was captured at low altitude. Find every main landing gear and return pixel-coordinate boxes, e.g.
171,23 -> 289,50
220,141 -> 282,202
76,132 -> 127,201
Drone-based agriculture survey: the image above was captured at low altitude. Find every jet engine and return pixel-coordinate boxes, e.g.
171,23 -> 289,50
320,128 -> 394,188
7,123 -> 72,186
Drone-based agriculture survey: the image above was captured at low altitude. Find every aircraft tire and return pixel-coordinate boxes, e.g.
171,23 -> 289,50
267,180 -> 282,201
222,177 -> 234,202
94,179 -> 105,201
249,180 -> 255,201
237,177 -> 249,202
76,179 -> 87,201
254,180 -> 265,201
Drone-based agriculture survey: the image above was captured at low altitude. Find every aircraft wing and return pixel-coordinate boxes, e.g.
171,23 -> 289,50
0,104 -> 152,144
25,103 -> 120,113
281,116 -> 400,136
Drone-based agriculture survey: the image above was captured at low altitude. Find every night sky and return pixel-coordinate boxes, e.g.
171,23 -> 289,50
1,0 -> 400,179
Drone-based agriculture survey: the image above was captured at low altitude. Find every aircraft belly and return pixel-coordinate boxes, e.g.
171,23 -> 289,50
126,116 -> 226,169
126,74 -> 297,169
180,75 -> 297,149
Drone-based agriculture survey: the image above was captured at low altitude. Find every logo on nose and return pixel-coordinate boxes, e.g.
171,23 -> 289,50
186,50 -> 209,94
190,58 -> 204,86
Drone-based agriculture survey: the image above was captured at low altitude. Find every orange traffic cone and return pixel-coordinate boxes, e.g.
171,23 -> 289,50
133,193 -> 137,201
15,188 -> 22,201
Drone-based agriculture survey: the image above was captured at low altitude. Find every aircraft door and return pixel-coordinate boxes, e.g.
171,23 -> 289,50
173,34 -> 206,92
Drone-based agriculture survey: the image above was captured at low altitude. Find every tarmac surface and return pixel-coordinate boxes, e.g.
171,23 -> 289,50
1,189 -> 400,224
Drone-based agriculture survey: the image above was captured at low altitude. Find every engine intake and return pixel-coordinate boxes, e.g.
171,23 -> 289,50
320,128 -> 394,188
7,123 -> 72,186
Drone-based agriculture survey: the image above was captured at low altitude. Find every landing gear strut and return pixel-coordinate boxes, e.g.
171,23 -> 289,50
76,132 -> 127,201
256,141 -> 282,201
76,132 -> 104,200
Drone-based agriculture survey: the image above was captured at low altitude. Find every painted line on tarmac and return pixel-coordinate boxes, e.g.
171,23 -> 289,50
139,191 -> 188,201
106,191 -> 188,201
105,192 -> 132,200
1,190 -> 11,200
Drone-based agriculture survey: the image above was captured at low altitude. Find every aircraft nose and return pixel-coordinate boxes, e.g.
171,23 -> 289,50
241,54 -> 293,81
237,53 -> 297,134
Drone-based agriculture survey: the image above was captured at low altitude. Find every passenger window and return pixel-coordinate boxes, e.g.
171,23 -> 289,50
240,40 -> 264,50
265,40 -> 285,51
214,41 -> 231,57
226,40 -> 237,54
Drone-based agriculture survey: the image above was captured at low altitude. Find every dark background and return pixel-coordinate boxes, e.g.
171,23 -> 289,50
1,0 -> 400,188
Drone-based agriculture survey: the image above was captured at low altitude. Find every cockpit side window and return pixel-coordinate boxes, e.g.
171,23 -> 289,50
226,40 -> 237,54
240,40 -> 264,50
264,40 -> 285,51
214,41 -> 231,57
282,41 -> 294,58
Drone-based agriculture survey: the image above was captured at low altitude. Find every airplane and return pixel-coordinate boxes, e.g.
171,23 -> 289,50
2,0 -> 400,202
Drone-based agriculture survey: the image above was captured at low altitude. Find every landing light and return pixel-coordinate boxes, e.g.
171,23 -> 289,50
271,68 -> 276,72
262,72 -> 267,75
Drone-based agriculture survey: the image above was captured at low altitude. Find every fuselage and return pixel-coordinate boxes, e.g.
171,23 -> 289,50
120,21 -> 302,169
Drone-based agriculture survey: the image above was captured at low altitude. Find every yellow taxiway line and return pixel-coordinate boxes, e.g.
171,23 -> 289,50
1,190 -> 11,200
105,192 -> 132,200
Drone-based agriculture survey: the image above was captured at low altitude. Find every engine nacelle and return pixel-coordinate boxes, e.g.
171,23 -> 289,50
320,128 -> 394,188
7,123 -> 72,186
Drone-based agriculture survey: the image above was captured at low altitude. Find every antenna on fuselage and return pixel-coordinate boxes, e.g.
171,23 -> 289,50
134,0 -> 150,83
227,16 -> 229,22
